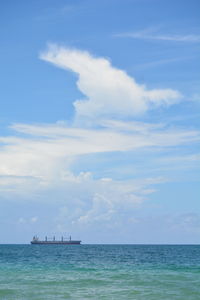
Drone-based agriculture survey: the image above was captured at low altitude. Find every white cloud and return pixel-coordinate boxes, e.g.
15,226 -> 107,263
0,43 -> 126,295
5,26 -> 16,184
18,216 -> 38,224
30,216 -> 38,223
40,45 -> 181,121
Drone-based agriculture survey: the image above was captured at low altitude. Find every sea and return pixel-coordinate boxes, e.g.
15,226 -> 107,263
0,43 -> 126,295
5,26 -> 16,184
0,244 -> 199,299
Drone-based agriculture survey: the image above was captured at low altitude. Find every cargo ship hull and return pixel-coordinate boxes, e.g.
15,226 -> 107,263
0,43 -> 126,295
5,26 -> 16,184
31,241 -> 81,245
30,235 -> 81,245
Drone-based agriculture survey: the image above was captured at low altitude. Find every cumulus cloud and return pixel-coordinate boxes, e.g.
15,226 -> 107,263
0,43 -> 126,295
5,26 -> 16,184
40,45 -> 181,121
53,175 -> 163,229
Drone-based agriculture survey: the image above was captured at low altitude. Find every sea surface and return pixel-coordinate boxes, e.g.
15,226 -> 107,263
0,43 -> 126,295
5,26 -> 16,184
0,244 -> 200,299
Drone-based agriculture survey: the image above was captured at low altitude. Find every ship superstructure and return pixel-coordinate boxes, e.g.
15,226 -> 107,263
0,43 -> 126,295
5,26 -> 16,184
31,235 -> 81,245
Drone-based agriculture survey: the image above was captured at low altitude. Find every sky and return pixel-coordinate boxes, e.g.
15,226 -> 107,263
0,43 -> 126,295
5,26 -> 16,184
0,0 -> 200,244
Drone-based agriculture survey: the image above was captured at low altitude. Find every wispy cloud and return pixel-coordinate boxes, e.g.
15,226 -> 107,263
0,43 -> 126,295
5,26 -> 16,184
115,29 -> 200,42
0,121 -> 199,194
134,56 -> 193,70
35,3 -> 82,22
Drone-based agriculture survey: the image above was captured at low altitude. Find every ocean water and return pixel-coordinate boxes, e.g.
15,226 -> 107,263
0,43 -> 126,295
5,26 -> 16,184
0,245 -> 200,299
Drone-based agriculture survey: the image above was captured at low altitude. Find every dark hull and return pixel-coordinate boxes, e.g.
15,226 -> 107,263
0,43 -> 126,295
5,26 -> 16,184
31,241 -> 81,245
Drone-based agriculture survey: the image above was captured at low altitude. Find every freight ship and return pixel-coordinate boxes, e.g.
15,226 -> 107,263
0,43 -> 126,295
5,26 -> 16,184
31,235 -> 81,245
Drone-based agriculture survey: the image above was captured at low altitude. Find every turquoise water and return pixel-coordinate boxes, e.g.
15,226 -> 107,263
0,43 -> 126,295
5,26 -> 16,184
0,245 -> 200,299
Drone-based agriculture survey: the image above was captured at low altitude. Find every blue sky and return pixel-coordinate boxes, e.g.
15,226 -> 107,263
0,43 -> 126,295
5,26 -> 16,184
0,0 -> 200,243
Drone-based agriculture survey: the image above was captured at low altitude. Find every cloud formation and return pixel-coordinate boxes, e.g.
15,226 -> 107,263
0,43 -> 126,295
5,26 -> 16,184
0,121 -> 198,185
40,45 -> 181,121
0,45 -> 199,236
